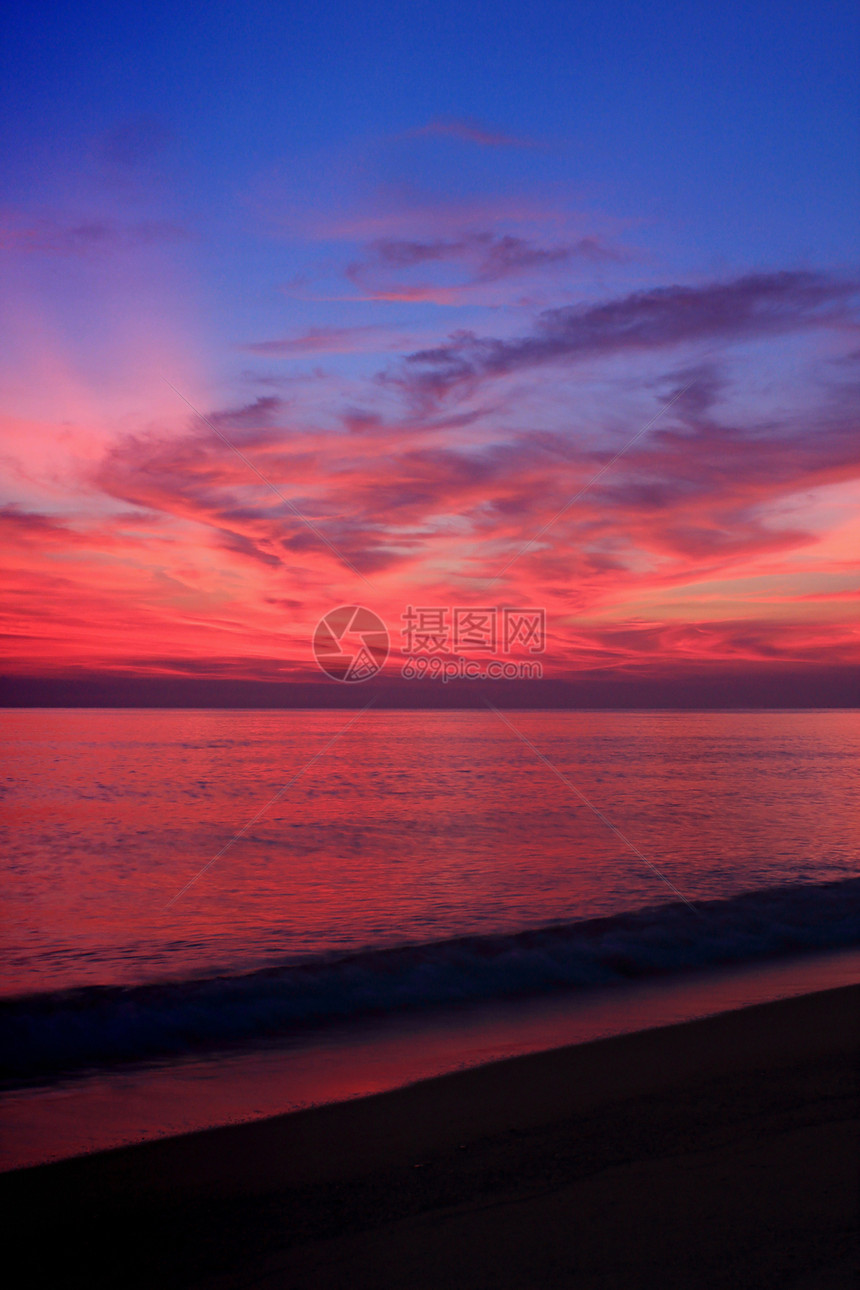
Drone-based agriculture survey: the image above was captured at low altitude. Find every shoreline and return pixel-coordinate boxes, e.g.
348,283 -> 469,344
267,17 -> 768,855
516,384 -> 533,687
3,942 -> 860,1174
4,983 -> 857,1288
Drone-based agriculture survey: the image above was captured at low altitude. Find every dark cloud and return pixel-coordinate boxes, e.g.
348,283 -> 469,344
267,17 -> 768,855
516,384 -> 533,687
0,506 -> 74,541
341,406 -> 384,434
206,396 -> 285,431
347,231 -> 619,295
396,271 -> 858,403
474,234 -> 617,280
655,363 -> 727,418
216,530 -> 283,567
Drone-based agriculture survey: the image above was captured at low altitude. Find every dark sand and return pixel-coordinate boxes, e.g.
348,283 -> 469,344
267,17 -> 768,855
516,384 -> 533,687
3,985 -> 858,1289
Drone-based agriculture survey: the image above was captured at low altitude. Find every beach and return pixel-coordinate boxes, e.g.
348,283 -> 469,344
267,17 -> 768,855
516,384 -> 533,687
4,983 -> 857,1289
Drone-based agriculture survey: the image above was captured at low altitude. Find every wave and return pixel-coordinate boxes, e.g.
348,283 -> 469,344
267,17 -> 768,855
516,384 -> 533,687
2,878 -> 859,1084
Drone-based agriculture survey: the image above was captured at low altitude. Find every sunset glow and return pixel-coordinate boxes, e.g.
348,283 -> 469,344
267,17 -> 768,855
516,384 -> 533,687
2,4 -> 858,691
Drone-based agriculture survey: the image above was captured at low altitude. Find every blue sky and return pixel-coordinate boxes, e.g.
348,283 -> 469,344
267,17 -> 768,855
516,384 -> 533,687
4,2 -> 856,275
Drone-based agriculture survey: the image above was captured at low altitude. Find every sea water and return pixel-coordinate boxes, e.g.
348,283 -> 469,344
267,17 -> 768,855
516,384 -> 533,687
2,708 -> 858,1167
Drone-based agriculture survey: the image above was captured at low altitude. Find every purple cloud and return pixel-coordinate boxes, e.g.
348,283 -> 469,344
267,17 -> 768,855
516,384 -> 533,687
205,396 -> 285,431
396,271 -> 858,403
244,326 -> 416,357
347,231 -> 620,295
0,211 -> 190,254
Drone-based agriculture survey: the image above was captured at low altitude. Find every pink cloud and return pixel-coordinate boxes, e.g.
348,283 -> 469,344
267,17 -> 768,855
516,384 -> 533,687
2,263 -> 858,683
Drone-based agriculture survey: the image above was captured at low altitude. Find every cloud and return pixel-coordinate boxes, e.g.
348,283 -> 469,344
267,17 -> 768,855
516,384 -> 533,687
0,210 -> 190,254
344,231 -> 621,302
204,396 -> 285,432
0,505 -> 82,545
244,326 -> 418,357
7,379 -> 859,680
395,271 -> 858,403
558,616 -> 860,669
90,352 -> 860,608
407,117 -> 541,149
4,256 -> 859,682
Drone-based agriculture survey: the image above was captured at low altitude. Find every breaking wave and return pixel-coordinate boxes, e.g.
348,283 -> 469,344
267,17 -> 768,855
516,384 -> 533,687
3,878 -> 858,1084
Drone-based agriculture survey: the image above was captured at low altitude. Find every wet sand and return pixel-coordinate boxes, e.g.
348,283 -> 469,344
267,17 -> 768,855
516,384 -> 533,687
3,984 -> 857,1288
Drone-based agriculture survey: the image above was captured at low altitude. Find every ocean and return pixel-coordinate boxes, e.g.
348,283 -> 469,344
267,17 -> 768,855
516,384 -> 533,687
2,708 -> 859,1169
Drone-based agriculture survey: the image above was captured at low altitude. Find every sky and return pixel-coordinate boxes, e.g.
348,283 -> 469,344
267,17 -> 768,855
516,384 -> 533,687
1,0 -> 858,690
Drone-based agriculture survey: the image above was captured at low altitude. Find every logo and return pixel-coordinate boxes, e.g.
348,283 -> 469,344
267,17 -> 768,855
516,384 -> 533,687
312,605 -> 389,682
